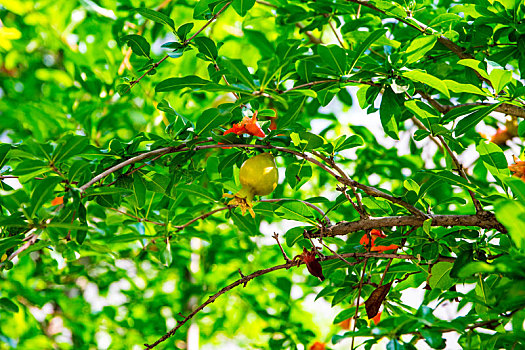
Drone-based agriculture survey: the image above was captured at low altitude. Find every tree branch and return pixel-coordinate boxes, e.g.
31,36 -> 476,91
124,2 -> 231,94
143,250 -> 456,349
173,205 -> 234,231
78,143 -> 438,221
436,134 -> 484,213
345,0 -> 494,87
314,213 -> 506,237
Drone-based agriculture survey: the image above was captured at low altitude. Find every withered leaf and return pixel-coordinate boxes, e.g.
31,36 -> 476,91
364,282 -> 392,318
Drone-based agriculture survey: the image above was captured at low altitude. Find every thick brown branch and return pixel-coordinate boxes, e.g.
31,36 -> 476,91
315,213 -> 506,237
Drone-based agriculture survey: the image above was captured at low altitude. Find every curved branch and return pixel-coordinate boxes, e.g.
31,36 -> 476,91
78,143 -> 431,220
143,250 -> 456,349
79,147 -> 175,192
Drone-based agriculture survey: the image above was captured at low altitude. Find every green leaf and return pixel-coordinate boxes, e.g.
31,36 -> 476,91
243,29 -> 274,58
0,143 -> 11,169
428,262 -> 455,290
476,141 -> 509,186
428,13 -> 462,27
386,339 -> 405,350
295,60 -> 315,83
194,36 -> 218,60
278,97 -> 307,128
196,108 -> 230,136
489,68 -> 513,93
333,135 -> 364,152
30,177 -> 62,218
232,0 -> 255,16
424,170 -> 478,192
404,35 -> 437,64
177,23 -> 194,41
275,201 -> 316,223
457,59 -> 490,80
176,184 -> 216,203
494,199 -> 525,249
224,59 -> 256,89
318,45 -> 347,75
285,161 -> 312,190
348,29 -> 386,73
333,306 -> 357,324
450,249 -> 474,278
374,0 -> 406,17
504,177 -> 525,204
332,287 -> 353,306
444,80 -> 486,95
52,135 -> 89,163
134,8 -> 175,30
285,226 -> 304,247
420,329 -> 445,348
402,69 -> 450,98
379,87 -> 402,140
0,298 -> 19,313
285,89 -> 317,98
132,173 -> 146,209
156,75 -> 211,92
120,34 -> 151,58
297,131 -> 325,150
84,187 -> 133,197
231,211 -> 257,234
404,100 -> 440,130
454,103 -> 502,137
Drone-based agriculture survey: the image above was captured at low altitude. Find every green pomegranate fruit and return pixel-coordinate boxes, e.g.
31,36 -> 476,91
239,152 -> 278,197
224,152 -> 278,217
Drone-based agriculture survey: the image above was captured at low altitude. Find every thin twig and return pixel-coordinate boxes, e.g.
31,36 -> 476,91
272,233 -> 291,263
7,232 -> 39,262
350,185 -> 366,217
319,240 -> 357,266
214,63 -> 240,100
173,205 -> 235,231
183,2 -> 231,44
337,185 -> 368,219
436,134 -> 484,213
109,207 -> 165,226
124,2 -> 231,94
379,258 -> 394,286
118,0 -> 173,75
328,19 -> 345,49
351,258 -> 368,350
283,80 -> 339,94
79,147 -> 175,191
78,143 -> 483,226
410,116 -> 444,153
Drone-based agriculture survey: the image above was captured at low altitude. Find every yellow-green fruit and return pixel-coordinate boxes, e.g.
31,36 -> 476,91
239,153 -> 278,197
